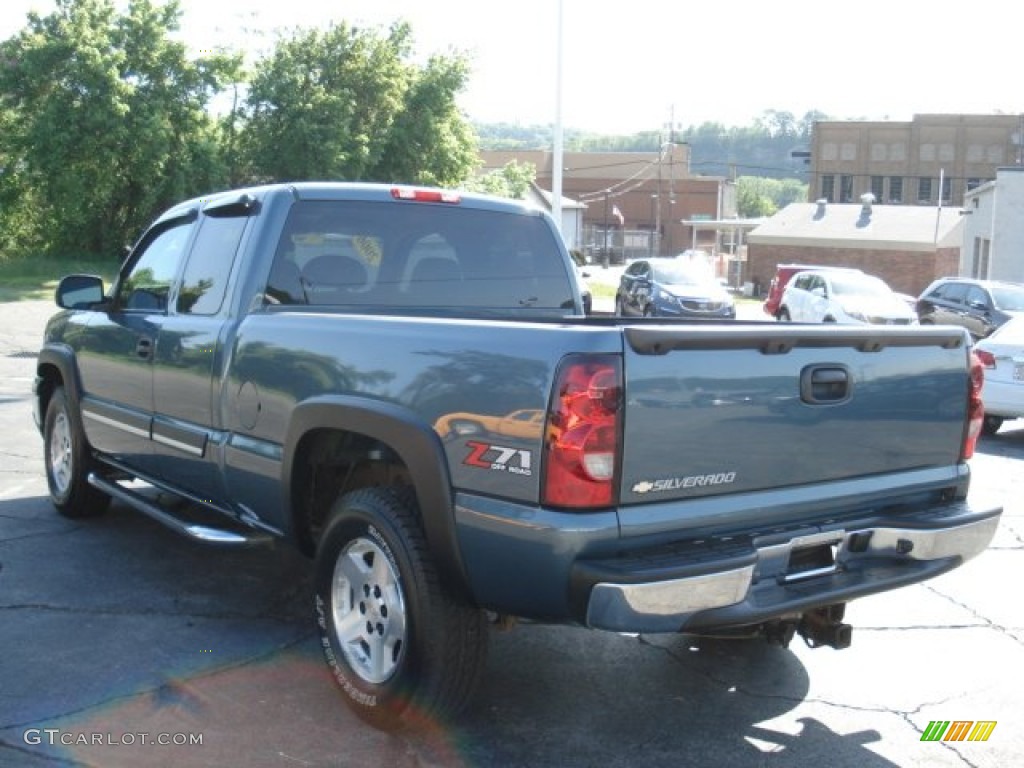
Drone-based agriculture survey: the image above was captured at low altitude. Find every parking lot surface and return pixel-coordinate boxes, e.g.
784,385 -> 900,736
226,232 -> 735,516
1,299 -> 1021,767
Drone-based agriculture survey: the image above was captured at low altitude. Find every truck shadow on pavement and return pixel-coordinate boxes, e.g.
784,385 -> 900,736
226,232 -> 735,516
1,496 -> 897,767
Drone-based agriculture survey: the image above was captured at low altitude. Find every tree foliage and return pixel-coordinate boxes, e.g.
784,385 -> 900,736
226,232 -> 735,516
735,176 -> 808,218
464,159 -> 536,200
241,21 -> 476,186
0,0 -> 240,257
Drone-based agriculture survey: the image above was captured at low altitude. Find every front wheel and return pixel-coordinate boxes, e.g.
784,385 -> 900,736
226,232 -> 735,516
314,487 -> 488,730
777,308 -> 791,322
43,386 -> 110,518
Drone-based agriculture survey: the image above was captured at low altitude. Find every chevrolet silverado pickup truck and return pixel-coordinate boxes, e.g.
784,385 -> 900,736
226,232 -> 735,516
35,182 -> 1002,729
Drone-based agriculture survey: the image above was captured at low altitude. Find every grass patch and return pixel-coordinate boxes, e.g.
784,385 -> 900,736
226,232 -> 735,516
0,257 -> 117,303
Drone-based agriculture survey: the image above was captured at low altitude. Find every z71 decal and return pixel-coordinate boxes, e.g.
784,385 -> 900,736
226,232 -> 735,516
463,441 -> 533,477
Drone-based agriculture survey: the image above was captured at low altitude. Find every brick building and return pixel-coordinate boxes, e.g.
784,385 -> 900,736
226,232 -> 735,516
746,198 -> 963,297
479,148 -> 734,257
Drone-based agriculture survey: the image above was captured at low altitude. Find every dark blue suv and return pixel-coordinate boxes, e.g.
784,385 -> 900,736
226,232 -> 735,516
614,258 -> 735,318
916,277 -> 1024,340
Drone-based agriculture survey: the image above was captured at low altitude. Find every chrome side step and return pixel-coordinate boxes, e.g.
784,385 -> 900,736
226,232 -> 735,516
87,472 -> 272,547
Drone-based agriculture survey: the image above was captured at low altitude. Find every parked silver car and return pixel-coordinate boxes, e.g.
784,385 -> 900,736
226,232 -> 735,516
973,315 -> 1024,434
778,269 -> 917,325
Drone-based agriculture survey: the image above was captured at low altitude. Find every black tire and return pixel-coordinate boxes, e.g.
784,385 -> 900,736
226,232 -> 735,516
613,295 -> 624,316
43,386 -> 111,518
777,308 -> 791,322
643,304 -> 655,318
982,414 -> 1004,436
314,487 -> 488,730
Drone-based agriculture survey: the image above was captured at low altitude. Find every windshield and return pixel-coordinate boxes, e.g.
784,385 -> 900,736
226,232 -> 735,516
830,274 -> 892,297
991,283 -> 1024,311
652,261 -> 717,287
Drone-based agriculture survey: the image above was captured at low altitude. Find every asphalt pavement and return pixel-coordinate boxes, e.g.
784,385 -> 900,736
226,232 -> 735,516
1,299 -> 1022,768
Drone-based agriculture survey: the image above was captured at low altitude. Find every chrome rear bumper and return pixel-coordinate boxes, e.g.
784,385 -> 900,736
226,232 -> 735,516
584,504 -> 1001,632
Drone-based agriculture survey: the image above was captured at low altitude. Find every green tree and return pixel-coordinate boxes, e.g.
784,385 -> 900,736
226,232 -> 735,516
242,21 -> 476,186
0,0 -> 239,258
736,176 -> 779,218
464,159 -> 536,199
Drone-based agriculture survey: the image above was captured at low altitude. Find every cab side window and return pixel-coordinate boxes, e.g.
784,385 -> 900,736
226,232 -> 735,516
121,220 -> 195,312
178,215 -> 247,315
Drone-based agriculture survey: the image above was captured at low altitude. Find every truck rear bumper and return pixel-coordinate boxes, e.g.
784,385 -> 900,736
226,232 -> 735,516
579,501 -> 1002,633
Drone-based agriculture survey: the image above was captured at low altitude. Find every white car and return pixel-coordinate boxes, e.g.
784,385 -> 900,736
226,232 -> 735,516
973,315 -> 1024,434
778,269 -> 917,325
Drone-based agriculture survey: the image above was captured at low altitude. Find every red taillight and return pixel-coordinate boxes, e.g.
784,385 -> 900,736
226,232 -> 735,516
542,355 -> 622,509
962,351 -> 985,460
974,349 -> 997,369
390,187 -> 461,204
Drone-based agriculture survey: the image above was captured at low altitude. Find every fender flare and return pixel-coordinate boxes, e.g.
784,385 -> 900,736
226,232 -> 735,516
34,344 -> 85,431
282,395 -> 469,595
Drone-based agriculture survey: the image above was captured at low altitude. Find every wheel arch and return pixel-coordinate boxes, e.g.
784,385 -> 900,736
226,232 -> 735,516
283,395 -> 469,596
34,345 -> 84,433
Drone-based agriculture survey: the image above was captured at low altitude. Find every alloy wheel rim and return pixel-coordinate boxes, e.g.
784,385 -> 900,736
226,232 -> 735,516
331,536 -> 407,684
49,411 -> 73,494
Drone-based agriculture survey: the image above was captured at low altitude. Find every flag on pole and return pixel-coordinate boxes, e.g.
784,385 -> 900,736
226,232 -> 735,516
612,205 -> 624,227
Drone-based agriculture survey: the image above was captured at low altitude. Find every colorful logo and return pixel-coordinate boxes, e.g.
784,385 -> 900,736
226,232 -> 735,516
921,720 -> 997,742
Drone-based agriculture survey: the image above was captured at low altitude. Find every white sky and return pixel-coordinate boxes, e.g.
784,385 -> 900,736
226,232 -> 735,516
2,0 -> 1022,134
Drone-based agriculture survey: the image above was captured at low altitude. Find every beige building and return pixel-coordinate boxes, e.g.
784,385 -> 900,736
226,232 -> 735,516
479,148 -> 734,259
808,114 -> 1024,208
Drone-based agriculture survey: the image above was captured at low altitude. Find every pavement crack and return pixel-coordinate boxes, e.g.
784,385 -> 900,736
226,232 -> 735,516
0,526 -> 82,545
0,738 -> 88,767
638,635 -> 978,721
0,631 -> 316,733
0,602 -> 302,624
922,583 -> 1024,648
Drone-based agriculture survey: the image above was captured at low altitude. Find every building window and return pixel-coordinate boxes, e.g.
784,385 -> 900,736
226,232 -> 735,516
966,178 -> 985,191
870,176 -> 884,201
917,177 -> 933,203
972,237 -> 990,279
888,177 -> 903,204
821,175 -> 835,202
840,175 -> 854,203
941,175 -> 952,204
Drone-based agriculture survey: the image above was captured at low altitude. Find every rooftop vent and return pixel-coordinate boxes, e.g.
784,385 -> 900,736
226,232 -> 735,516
860,192 -> 876,216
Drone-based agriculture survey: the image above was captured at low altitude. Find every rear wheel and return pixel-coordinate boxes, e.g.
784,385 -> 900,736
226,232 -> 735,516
43,386 -> 110,518
314,487 -> 488,730
982,415 -> 1004,436
777,308 -> 791,322
643,304 -> 655,318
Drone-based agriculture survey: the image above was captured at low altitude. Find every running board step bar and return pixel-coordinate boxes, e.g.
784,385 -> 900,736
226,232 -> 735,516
87,472 -> 272,546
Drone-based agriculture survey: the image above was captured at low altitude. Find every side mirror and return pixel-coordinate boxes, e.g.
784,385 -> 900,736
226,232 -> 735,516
56,274 -> 105,309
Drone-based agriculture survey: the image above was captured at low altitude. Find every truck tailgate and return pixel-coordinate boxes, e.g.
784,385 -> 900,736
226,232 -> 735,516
619,324 -> 972,504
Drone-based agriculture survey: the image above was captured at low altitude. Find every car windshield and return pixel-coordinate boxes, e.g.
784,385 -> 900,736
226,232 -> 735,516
652,262 -> 717,287
991,283 -> 1024,311
830,274 -> 891,297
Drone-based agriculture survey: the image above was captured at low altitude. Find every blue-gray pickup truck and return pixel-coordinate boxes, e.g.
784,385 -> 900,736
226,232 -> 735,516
34,182 -> 1002,729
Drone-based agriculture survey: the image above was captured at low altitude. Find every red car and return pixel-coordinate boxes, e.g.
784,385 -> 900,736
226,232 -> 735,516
762,263 -> 862,318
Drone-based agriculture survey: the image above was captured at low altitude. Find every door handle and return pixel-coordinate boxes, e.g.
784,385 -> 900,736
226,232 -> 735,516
801,365 -> 851,404
136,336 -> 153,359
